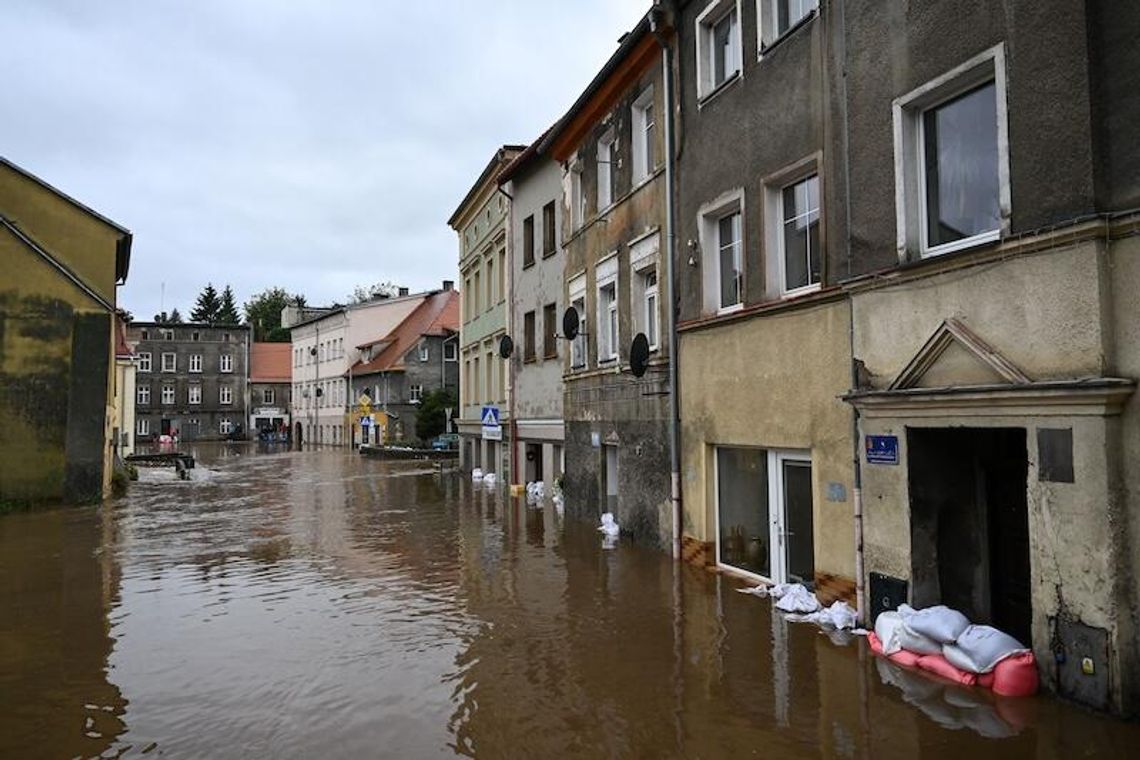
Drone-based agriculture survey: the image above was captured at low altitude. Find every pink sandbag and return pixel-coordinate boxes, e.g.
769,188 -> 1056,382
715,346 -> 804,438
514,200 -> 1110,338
977,671 -> 995,689
888,649 -> 922,668
915,653 -> 978,686
992,652 -> 1039,697
868,632 -> 884,654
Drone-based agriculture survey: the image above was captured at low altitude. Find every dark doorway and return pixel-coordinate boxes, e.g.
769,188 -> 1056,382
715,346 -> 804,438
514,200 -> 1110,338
525,443 -> 544,483
294,422 -> 303,448
907,427 -> 1031,644
161,418 -> 172,436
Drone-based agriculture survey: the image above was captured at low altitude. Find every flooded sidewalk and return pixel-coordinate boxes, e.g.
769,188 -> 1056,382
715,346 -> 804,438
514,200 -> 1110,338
1,444 -> 1137,758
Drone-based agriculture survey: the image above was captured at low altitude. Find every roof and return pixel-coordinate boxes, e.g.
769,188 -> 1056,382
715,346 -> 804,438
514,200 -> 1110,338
496,126 -> 555,186
1,156 -> 134,283
130,321 -> 250,329
447,145 -> 527,228
250,342 -> 292,383
538,12 -> 663,161
350,290 -> 459,377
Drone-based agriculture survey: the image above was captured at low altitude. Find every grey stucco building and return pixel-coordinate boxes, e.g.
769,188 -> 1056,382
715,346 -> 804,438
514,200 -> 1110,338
499,140 -> 565,487
128,322 -> 250,442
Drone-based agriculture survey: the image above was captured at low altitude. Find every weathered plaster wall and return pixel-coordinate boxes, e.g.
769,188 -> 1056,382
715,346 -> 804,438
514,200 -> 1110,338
678,298 -> 855,579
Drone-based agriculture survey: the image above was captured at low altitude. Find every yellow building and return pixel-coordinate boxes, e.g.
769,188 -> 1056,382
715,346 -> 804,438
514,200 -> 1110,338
0,157 -> 132,505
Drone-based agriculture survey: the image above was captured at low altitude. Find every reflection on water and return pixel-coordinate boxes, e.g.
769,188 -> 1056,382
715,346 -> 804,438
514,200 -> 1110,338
2,444 -> 1139,758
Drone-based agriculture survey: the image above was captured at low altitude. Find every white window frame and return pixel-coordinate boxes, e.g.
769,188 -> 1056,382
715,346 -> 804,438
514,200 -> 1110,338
220,418 -> 233,435
219,386 -> 233,405
597,132 -> 615,212
631,86 -> 656,186
644,270 -> 659,352
629,231 -> 661,352
138,352 -> 152,372
162,328 -> 174,341
695,0 -> 742,101
410,384 -> 423,403
763,163 -> 822,298
161,385 -> 175,405
756,0 -> 818,55
161,352 -> 176,372
569,272 -> 588,370
893,44 -> 1010,261
188,385 -> 202,405
189,354 -> 202,373
220,354 -> 233,373
444,341 -> 457,361
569,158 -> 586,231
419,344 -> 429,362
137,385 -> 150,405
137,418 -> 150,436
596,254 -> 620,363
698,188 -> 746,315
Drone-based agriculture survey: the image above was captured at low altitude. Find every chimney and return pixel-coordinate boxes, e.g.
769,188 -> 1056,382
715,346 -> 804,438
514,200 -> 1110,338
398,286 -> 409,297
442,279 -> 454,291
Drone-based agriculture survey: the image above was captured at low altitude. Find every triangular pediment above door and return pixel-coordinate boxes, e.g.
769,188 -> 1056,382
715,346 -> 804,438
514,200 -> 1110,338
888,318 -> 1031,391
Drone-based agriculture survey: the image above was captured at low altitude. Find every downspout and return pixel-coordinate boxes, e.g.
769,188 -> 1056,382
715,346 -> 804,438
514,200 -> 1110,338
499,184 -> 518,487
650,5 -> 683,560
835,0 -> 866,624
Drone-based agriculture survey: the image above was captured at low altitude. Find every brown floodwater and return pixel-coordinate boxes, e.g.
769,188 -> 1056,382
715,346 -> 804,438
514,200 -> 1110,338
2,444 -> 1138,759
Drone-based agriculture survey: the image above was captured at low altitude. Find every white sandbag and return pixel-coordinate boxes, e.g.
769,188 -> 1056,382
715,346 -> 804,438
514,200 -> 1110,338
874,611 -> 906,655
774,584 -> 821,614
598,512 -> 620,537
896,622 -> 943,655
904,605 -> 970,644
482,472 -> 497,486
793,600 -> 858,630
942,625 -> 1030,674
471,468 -> 483,481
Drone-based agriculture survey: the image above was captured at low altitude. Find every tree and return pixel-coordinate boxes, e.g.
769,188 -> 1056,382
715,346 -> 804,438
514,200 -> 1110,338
217,285 -> 241,325
244,287 -> 307,342
415,388 -> 456,442
190,283 -> 221,323
349,281 -> 398,304
169,308 -> 184,323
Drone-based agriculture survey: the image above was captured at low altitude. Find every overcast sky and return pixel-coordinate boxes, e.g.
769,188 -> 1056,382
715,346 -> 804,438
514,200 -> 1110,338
5,0 -> 649,319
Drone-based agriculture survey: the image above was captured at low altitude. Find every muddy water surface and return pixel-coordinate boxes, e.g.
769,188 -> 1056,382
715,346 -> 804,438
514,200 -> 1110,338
2,445 -> 1138,758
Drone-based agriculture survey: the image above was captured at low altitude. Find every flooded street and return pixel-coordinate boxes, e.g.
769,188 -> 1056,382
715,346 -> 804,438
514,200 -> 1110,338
2,445 -> 1138,759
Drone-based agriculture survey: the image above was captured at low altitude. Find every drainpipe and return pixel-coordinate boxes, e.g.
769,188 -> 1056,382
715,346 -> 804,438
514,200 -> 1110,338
499,184 -> 518,487
650,4 -> 683,560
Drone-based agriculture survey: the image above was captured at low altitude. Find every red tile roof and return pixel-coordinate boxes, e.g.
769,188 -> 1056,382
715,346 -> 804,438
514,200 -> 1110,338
115,315 -> 133,359
250,342 -> 292,382
351,290 -> 459,377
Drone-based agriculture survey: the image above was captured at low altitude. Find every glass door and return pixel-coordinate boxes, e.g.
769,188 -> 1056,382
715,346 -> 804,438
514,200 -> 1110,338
773,453 -> 814,585
716,447 -> 771,579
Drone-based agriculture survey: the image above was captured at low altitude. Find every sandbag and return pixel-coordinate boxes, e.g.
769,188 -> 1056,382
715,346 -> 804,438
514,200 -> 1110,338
977,671 -> 995,689
991,652 -> 1039,697
888,649 -> 923,668
874,611 -> 906,655
897,624 -> 943,655
774,584 -> 821,614
904,605 -> 970,644
944,625 -> 1030,674
915,653 -> 978,686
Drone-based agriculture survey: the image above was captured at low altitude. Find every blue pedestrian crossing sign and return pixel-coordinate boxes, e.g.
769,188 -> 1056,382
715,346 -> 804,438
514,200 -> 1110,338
481,406 -> 501,440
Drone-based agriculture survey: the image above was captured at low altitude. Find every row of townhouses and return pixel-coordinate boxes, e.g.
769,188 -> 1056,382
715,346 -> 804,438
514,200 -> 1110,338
0,157 -> 135,504
448,0 -> 1140,715
284,284 -> 459,446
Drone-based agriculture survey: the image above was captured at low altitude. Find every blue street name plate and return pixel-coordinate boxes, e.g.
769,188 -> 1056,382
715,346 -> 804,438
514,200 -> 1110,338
865,435 -> 899,465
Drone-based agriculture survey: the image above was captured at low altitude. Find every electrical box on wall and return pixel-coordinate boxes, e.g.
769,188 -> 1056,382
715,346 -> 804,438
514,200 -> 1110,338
869,572 -> 908,625
1055,618 -> 1110,711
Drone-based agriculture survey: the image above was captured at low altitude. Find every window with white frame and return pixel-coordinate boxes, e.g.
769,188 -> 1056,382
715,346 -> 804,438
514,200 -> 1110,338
162,328 -> 174,341
137,385 -> 150,405
696,0 -> 741,99
191,330 -> 200,341
894,45 -> 1008,260
189,354 -> 202,373
137,418 -> 150,436
220,354 -> 233,373
161,385 -> 175,404
596,255 -> 619,362
419,343 -> 429,362
699,190 -> 745,314
597,132 -> 616,211
220,418 -> 233,435
410,384 -> 423,403
264,388 -> 275,405
757,0 -> 818,50
778,174 -> 821,294
569,273 -> 587,369
629,232 -> 661,351
188,385 -> 202,405
444,341 -> 457,361
161,352 -> 176,372
219,386 -> 233,405
138,352 -> 152,372
631,87 -> 656,185
570,161 -> 586,231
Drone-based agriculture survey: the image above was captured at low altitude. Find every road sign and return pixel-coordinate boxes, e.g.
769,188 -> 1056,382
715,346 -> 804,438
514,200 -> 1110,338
481,406 -> 502,441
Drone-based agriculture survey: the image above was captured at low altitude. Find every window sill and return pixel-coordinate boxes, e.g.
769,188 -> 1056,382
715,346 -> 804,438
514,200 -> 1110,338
522,260 -> 536,270
543,353 -> 558,361
780,282 -> 821,299
920,229 -> 1001,259
542,249 -> 557,259
757,10 -> 817,60
697,70 -> 741,110
716,303 -> 744,317
523,357 -> 537,365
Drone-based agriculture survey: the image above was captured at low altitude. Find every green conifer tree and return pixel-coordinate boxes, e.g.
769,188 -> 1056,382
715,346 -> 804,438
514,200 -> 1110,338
190,283 -> 221,323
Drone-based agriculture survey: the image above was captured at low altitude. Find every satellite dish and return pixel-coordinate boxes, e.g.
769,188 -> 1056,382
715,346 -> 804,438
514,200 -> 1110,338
562,306 -> 580,340
499,334 -> 514,359
630,333 -> 650,377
